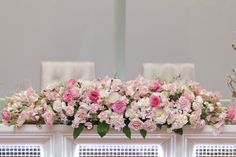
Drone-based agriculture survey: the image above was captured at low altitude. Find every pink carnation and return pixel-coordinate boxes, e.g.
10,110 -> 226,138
89,104 -> 100,113
63,89 -> 78,102
43,111 -> 54,126
98,111 -> 110,123
150,81 -> 162,92
1,108 -> 11,123
128,118 -> 144,131
111,100 -> 126,114
149,95 -> 161,107
88,90 -> 100,103
65,79 -> 78,88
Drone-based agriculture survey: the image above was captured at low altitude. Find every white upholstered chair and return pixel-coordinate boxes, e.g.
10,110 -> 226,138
41,61 -> 95,88
143,63 -> 195,81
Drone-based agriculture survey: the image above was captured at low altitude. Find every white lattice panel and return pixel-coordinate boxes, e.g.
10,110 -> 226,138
193,144 -> 236,157
74,144 -> 161,157
0,145 -> 43,157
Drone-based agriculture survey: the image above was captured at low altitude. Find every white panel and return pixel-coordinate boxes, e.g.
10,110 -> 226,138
74,144 -> 161,157
193,144 -> 236,157
0,145 -> 43,157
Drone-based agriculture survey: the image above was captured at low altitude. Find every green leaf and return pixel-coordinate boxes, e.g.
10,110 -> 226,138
73,124 -> 84,140
156,124 -> 162,129
173,128 -> 183,135
97,122 -> 110,138
123,126 -> 131,139
140,129 -> 147,139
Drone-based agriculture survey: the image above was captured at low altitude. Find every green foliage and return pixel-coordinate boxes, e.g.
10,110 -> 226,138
73,124 -> 84,140
140,129 -> 147,139
173,128 -> 183,135
97,122 -> 110,138
123,126 -> 131,139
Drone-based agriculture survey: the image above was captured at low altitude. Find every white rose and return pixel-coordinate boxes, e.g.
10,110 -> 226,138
53,99 -> 63,112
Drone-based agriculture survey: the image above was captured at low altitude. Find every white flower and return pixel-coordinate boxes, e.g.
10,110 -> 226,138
53,99 -> 64,112
192,102 -> 203,111
107,92 -> 121,104
99,89 -> 109,98
195,96 -> 203,104
171,114 -> 188,130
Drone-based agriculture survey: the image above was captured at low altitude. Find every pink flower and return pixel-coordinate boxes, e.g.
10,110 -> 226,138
128,118 -> 144,131
88,90 -> 100,103
149,95 -> 161,107
137,86 -> 149,97
178,96 -> 190,106
183,90 -> 194,102
227,105 -> 236,120
1,108 -> 11,123
150,81 -> 162,92
98,111 -> 110,123
65,79 -> 78,88
195,85 -> 203,95
89,104 -> 100,113
85,122 -> 93,129
65,106 -> 74,116
144,120 -> 157,132
111,100 -> 126,114
43,111 -> 54,126
76,110 -> 88,122
63,89 -> 78,102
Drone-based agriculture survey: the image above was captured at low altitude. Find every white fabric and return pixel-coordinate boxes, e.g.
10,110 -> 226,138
41,62 -> 95,88
143,63 -> 195,81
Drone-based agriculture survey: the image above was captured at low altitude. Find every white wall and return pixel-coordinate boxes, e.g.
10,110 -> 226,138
0,0 -> 116,97
125,0 -> 236,98
0,0 -> 235,98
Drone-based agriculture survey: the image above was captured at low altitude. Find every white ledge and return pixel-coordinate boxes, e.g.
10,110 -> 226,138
0,124 -> 236,135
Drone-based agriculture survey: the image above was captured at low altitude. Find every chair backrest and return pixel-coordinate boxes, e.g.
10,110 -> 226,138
41,61 -> 95,88
143,63 -> 195,81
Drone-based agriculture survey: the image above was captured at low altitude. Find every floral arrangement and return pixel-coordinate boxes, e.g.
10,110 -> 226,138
1,76 -> 232,139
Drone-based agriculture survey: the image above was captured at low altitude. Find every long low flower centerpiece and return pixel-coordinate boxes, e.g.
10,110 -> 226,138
1,76 -> 234,139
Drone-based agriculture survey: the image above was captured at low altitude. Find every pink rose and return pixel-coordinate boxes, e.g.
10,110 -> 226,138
65,79 -> 78,88
150,81 -> 162,92
63,89 -> 78,102
149,95 -> 161,107
88,90 -> 100,103
227,105 -> 236,120
43,111 -> 54,126
1,108 -> 11,123
65,106 -> 74,116
128,118 -> 144,131
111,100 -> 126,114
144,120 -> 157,132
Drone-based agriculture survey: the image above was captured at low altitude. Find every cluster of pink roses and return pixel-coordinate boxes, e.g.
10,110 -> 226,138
1,76 -> 231,138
